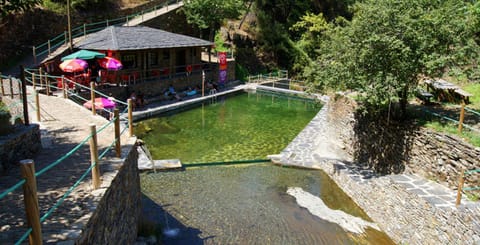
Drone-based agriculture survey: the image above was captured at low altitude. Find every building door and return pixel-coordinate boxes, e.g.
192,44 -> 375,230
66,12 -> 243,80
176,49 -> 186,73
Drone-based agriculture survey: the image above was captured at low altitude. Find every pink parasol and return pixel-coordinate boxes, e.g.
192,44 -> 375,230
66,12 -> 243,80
59,59 -> 88,72
83,97 -> 116,110
98,57 -> 123,70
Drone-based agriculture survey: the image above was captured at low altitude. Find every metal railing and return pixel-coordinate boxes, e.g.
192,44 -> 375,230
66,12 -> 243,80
0,69 -> 134,244
32,0 -> 183,64
247,70 -> 288,84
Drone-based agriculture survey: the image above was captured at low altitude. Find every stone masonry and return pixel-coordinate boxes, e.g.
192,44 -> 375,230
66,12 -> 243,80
276,94 -> 480,244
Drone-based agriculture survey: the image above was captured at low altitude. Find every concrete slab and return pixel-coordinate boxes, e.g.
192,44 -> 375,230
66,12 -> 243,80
423,196 -> 449,206
409,188 -> 429,196
389,174 -> 413,182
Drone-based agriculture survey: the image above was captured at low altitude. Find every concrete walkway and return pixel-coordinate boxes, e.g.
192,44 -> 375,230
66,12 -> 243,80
0,86 -> 132,243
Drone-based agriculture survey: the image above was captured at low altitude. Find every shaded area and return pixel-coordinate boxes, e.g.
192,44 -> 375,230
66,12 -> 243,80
352,111 -> 419,174
140,193 -> 205,245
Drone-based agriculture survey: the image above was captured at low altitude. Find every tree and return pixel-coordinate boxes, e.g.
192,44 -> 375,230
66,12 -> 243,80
182,0 -> 244,41
0,0 -> 42,19
303,0 -> 480,117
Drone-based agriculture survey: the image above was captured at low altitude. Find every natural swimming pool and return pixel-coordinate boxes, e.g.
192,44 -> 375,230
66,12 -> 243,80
136,90 -> 393,244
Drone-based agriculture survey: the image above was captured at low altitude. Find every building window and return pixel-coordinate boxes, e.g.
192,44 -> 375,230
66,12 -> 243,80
163,50 -> 170,60
122,54 -> 137,69
149,52 -> 158,66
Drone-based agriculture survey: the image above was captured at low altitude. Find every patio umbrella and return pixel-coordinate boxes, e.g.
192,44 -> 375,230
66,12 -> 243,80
61,50 -> 106,61
59,59 -> 88,72
83,97 -> 116,110
98,57 -> 123,70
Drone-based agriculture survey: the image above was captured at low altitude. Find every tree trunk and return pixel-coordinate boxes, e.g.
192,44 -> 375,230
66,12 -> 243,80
239,1 -> 254,30
399,85 -> 408,119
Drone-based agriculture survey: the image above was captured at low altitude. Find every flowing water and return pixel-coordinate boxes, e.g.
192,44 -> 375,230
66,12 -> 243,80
137,91 -> 394,244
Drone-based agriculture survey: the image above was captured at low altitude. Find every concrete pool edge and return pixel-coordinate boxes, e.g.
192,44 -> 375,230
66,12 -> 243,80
129,83 -> 325,122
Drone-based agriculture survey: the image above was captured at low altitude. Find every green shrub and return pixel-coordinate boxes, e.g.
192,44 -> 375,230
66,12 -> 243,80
235,63 -> 248,82
0,102 -> 13,136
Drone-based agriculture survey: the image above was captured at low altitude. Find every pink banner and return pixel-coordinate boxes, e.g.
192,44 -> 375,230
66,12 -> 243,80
218,52 -> 227,70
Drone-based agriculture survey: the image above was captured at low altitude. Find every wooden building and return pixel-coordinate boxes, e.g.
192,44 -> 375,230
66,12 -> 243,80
76,25 -> 215,85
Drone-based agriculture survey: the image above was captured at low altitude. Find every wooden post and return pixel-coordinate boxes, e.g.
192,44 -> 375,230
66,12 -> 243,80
20,66 -> 30,126
9,76 -> 14,99
458,101 -> 465,133
456,169 -> 465,207
83,24 -> 86,39
46,76 -> 50,96
0,72 -> 4,96
90,82 -> 96,115
67,0 -> 72,51
32,72 -> 36,90
62,76 -> 67,99
89,124 -> 101,189
20,159 -> 43,245
202,70 -> 205,97
114,108 -> 121,158
39,67 -> 43,91
126,16 -> 129,26
128,99 -> 133,137
35,91 -> 41,122
64,31 -> 68,46
48,40 -> 51,55
33,46 -> 37,65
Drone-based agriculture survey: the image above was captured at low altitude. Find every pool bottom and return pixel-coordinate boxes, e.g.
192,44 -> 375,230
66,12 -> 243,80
140,164 -> 394,245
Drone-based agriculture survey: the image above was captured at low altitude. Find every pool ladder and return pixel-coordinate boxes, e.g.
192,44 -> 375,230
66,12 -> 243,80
209,89 -> 217,103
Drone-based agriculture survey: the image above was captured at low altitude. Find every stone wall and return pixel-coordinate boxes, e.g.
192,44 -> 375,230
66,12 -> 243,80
75,139 -> 141,245
405,131 -> 480,189
327,95 -> 480,190
0,124 -> 41,175
320,96 -> 480,244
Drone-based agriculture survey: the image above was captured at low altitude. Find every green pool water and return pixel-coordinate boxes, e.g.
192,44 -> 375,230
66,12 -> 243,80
137,91 -> 394,244
136,92 -> 321,163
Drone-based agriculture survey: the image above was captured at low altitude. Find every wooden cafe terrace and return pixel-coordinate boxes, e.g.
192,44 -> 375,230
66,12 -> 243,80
41,26 -> 235,95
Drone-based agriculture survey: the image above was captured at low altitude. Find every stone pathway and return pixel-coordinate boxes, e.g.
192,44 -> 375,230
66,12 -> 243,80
0,86 -> 132,244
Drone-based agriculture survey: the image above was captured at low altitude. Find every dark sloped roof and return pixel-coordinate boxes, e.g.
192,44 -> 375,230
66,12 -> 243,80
77,26 -> 213,51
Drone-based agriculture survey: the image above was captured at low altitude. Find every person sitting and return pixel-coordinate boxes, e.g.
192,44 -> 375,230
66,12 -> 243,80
164,85 -> 181,101
137,91 -> 146,107
185,87 -> 197,96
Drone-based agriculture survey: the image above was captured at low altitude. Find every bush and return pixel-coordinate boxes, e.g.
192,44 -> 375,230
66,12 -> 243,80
0,102 -> 13,136
235,63 -> 248,82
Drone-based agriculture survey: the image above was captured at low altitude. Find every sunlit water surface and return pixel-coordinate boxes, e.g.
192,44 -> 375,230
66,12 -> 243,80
137,92 -> 394,244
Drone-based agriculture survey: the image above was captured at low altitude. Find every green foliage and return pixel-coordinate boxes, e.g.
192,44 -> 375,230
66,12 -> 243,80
42,0 -> 111,12
464,83 -> 480,110
299,0 -> 480,117
0,102 -> 13,136
182,0 -> 244,40
0,0 -> 42,18
213,32 -> 228,52
417,120 -> 480,147
235,63 -> 248,82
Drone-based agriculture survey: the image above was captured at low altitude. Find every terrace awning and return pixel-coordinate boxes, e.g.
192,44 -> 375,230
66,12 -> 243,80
61,50 -> 106,61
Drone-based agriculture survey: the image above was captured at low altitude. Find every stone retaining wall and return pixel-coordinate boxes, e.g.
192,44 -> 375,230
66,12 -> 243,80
75,139 -> 141,245
320,96 -> 480,244
0,124 -> 41,175
328,95 -> 480,190
405,131 -> 480,189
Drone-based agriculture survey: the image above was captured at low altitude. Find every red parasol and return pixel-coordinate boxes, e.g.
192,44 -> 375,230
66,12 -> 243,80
59,59 -> 88,72
98,57 -> 123,70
